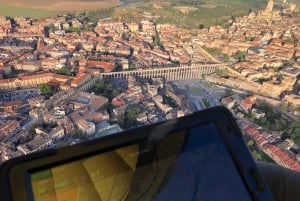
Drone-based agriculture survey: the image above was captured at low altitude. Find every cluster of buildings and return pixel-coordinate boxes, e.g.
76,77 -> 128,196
0,74 -> 189,163
0,9 -> 216,164
221,93 -> 300,171
197,0 -> 300,99
241,122 -> 300,171
0,13 -> 217,93
111,76 -> 188,125
0,71 -> 93,91
1,0 -> 300,171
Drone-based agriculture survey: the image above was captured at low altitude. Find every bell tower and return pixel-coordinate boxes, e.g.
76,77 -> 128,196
265,0 -> 274,13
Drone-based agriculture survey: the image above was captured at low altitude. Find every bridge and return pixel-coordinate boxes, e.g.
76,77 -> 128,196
100,63 -> 223,81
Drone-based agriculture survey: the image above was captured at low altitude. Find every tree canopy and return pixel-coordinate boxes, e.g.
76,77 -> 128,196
92,80 -> 120,100
233,50 -> 246,61
253,104 -> 284,131
39,84 -> 53,95
57,66 -> 72,76
118,107 -> 141,129
282,122 -> 300,146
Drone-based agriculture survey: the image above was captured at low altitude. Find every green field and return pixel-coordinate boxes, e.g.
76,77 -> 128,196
128,0 -> 268,28
0,3 -> 59,18
191,87 -> 202,95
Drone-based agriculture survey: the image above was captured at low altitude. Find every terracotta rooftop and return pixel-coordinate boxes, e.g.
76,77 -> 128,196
80,59 -> 114,72
18,73 -> 54,80
2,100 -> 25,107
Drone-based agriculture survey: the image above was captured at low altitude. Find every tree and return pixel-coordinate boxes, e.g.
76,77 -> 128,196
247,139 -> 255,146
117,114 -> 126,128
70,128 -> 86,139
282,59 -> 289,66
125,107 -> 140,126
163,95 -> 177,108
286,122 -> 300,139
224,54 -> 230,62
233,50 -> 246,62
199,24 -> 205,29
48,23 -> 57,33
117,107 -> 140,129
58,66 -> 72,76
225,88 -> 234,96
153,36 -> 163,47
92,80 -> 120,100
245,37 -> 254,42
49,122 -> 58,128
39,84 -> 53,95
251,150 -> 263,161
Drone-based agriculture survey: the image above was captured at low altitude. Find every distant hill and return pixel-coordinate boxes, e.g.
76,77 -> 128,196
117,0 -> 268,28
0,0 -> 294,29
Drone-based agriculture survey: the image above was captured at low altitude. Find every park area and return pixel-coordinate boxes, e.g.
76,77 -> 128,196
191,87 -> 202,95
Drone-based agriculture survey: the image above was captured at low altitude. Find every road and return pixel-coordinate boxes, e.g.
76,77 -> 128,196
0,88 -> 39,102
173,79 -> 224,112
2,117 -> 38,143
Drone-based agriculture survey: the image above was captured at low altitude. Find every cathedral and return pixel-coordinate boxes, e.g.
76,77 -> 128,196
257,0 -> 282,21
265,0 -> 274,13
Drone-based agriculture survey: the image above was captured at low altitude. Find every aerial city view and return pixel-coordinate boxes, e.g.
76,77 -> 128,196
1,0 -> 300,173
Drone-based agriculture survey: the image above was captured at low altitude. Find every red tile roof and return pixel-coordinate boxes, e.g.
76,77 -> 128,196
2,100 -> 25,108
80,59 -> 114,72
242,124 -> 300,171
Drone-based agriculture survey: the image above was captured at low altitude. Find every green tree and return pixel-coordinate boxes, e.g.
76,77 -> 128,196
39,84 -> 53,95
70,128 -> 86,139
49,122 -> 58,128
286,122 -> 300,139
92,80 -> 120,100
199,24 -> 205,29
117,107 -> 141,129
125,107 -> 140,126
245,37 -> 254,42
117,114 -> 126,128
253,103 -> 284,131
225,88 -> 234,96
48,23 -> 57,33
233,50 -> 246,61
163,95 -> 177,108
153,36 -> 163,47
58,66 -> 72,76
247,139 -> 255,146
224,54 -> 230,62
68,27 -> 85,33
202,46 -> 222,55
282,59 -> 289,66
251,150 -> 263,161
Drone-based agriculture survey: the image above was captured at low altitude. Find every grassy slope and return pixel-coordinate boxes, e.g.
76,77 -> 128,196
0,0 -> 283,26
124,0 -> 267,28
0,3 -> 59,18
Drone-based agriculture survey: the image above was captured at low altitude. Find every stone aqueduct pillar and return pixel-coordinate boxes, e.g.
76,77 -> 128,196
99,64 -> 222,81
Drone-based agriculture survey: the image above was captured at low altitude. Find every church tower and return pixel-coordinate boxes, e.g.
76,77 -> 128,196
265,0 -> 274,12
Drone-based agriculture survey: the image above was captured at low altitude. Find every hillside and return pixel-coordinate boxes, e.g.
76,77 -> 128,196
0,0 -> 290,29
118,0 -> 268,28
